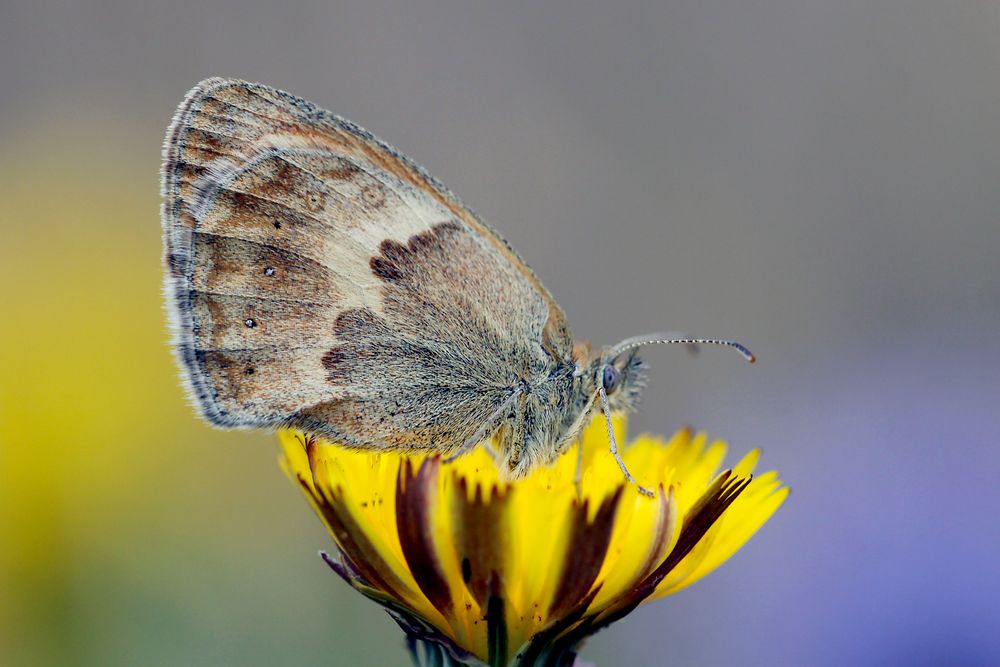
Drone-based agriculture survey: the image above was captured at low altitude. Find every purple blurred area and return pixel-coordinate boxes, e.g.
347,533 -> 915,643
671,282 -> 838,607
2,1 -> 998,665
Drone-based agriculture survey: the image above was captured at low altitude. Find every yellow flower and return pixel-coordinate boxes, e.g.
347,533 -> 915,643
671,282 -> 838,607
281,416 -> 787,666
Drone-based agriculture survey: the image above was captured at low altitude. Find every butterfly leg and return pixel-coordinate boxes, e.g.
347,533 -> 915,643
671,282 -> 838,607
481,443 -> 501,464
599,386 -> 654,497
443,388 -> 522,464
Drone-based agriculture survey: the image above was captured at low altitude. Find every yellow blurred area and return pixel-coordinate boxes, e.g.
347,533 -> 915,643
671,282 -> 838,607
0,121 -> 396,666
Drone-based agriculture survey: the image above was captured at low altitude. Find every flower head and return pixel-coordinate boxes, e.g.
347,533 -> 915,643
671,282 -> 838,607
281,417 -> 787,666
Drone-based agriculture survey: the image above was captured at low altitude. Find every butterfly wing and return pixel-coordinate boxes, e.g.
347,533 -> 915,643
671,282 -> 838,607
162,78 -> 573,450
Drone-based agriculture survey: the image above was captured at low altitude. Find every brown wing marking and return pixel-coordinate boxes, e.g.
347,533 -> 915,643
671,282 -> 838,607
294,221 -> 549,452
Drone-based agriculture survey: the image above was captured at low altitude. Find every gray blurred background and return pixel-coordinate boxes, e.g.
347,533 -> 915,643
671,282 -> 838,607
2,1 -> 998,665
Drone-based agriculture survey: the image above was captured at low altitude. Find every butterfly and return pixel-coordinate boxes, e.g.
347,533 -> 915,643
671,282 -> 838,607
161,78 -> 753,495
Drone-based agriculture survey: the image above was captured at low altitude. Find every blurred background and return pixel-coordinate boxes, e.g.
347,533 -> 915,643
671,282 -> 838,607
2,1 -> 998,665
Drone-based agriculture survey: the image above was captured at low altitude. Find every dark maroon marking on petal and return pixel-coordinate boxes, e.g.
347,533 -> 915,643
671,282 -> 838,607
626,486 -> 675,586
513,586 -> 602,667
395,458 -> 454,615
575,472 -> 753,638
319,550 -> 479,664
547,486 -> 624,619
647,471 -> 753,589
294,470 -> 409,603
452,477 -> 510,609
393,613 -> 484,667
486,574 -> 508,667
524,475 -> 753,661
320,550 -> 362,585
544,487 -> 674,648
641,473 -> 750,588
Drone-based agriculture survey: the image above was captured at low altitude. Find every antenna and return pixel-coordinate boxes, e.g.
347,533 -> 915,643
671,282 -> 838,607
607,331 -> 756,363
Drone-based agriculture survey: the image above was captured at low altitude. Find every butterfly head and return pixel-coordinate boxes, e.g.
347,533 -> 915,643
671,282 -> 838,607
550,333 -> 755,461
591,348 -> 648,416
545,345 -> 648,460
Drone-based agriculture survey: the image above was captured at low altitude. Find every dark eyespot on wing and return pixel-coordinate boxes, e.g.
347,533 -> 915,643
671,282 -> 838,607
190,232 -> 340,304
191,348 -> 333,424
189,292 -> 338,350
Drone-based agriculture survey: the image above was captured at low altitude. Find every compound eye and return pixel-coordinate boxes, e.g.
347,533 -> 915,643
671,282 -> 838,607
601,364 -> 621,394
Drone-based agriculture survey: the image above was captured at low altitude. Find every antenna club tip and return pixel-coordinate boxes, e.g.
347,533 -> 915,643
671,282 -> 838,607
748,352 -> 757,364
